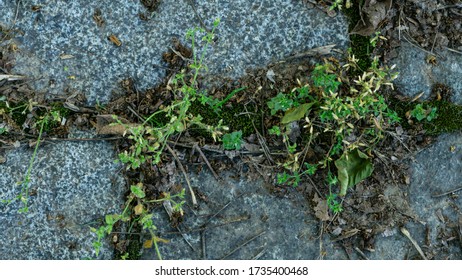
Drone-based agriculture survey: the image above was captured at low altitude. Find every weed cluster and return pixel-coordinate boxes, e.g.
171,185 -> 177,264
95,18 -> 240,259
91,183 -> 185,259
268,51 -> 400,208
115,18 -> 226,170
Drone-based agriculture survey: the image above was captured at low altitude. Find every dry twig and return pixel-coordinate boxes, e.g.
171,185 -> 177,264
166,144 -> 197,206
193,143 -> 220,181
400,227 -> 428,260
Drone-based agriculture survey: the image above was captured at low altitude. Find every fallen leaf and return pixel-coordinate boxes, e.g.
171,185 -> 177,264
313,193 -> 330,221
350,0 -> 392,36
59,54 -> 74,60
95,114 -> 134,135
243,142 -> 261,153
266,69 -> 276,83
335,149 -> 374,196
143,239 -> 153,249
13,141 -> 20,148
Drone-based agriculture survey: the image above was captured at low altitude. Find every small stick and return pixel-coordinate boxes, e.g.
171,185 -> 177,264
194,143 -> 219,181
402,34 -> 438,57
127,105 -> 145,122
176,226 -> 195,252
400,227 -> 428,260
0,74 -> 26,81
201,229 -> 207,260
245,105 -> 274,165
166,144 -> 197,206
251,246 -> 267,260
432,186 -> 462,198
354,247 -> 369,260
445,47 -> 462,55
220,231 -> 265,260
318,221 -> 324,260
112,215 -> 250,236
169,47 -> 193,62
203,192 -> 245,226
186,0 -> 211,33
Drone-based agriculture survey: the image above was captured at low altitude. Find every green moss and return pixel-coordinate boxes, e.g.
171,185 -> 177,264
424,100 -> 462,135
343,0 -> 372,71
8,102 -> 28,127
50,102 -> 71,119
388,97 -> 462,135
189,100 -> 260,138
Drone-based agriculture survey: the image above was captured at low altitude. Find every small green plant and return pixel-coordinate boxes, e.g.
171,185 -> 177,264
96,19 -> 222,259
199,87 -> 246,113
1,109 -> 62,212
327,193 -> 343,214
326,171 -> 343,213
329,0 -> 352,11
271,54 -> 399,196
410,104 -> 438,122
370,31 -> 386,48
267,93 -> 296,115
311,64 -> 342,93
115,18 -> 227,170
267,86 -> 311,116
91,182 -> 185,259
0,124 -> 8,135
222,130 -> 243,150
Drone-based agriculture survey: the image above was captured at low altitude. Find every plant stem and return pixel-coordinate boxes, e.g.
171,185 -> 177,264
19,116 -> 46,212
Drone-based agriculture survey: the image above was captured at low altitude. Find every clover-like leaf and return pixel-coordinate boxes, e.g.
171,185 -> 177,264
130,183 -> 145,198
335,149 -> 373,196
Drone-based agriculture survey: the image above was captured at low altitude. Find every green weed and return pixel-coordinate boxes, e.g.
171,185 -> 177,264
115,18 -> 227,170
410,104 -> 438,122
272,54 -> 399,199
91,182 -> 185,259
223,130 -> 243,150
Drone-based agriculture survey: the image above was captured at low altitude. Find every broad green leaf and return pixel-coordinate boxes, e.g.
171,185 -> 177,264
335,149 -> 373,196
131,184 -> 146,198
281,103 -> 314,124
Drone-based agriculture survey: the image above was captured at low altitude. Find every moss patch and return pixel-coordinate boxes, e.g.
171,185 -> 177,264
389,97 -> 462,135
343,0 -> 372,71
424,100 -> 462,135
189,101 -> 261,138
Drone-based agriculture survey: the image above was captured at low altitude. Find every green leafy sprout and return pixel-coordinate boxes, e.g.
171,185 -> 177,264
410,104 -> 438,122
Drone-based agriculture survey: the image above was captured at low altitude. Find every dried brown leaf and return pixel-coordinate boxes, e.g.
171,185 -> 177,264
313,193 -> 330,221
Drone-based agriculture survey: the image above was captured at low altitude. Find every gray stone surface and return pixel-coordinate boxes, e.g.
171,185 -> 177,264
143,169 -> 347,260
2,0 -> 459,261
0,0 -> 349,260
407,132 -> 462,258
0,131 -> 125,259
392,42 -> 462,104
1,0 -> 348,104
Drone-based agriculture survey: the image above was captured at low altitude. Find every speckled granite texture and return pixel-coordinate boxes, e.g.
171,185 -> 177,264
1,0 -> 348,104
407,132 -> 462,258
0,0 -> 349,260
392,42 -> 462,104
0,134 -> 125,259
143,170 -> 347,260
